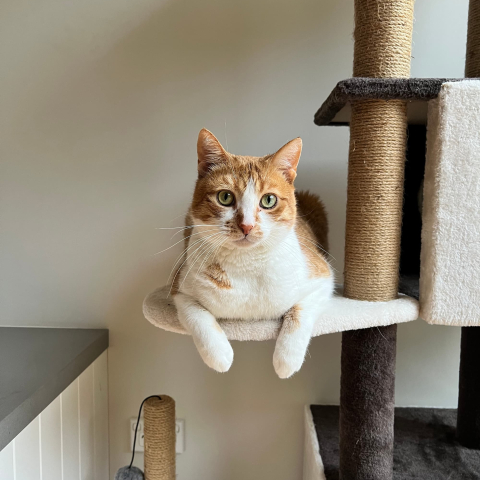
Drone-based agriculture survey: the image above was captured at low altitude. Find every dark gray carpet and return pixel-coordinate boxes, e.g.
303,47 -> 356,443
398,274 -> 419,299
311,405 -> 480,479
313,78 -> 465,126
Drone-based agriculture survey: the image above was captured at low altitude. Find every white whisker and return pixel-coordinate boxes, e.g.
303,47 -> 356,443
194,235 -> 227,282
295,234 -> 336,261
296,240 -> 339,274
155,224 -> 221,230
178,237 -> 222,291
170,225 -> 220,239
167,233 -> 223,298
166,232 -> 222,283
295,209 -> 315,218
153,230 -> 218,256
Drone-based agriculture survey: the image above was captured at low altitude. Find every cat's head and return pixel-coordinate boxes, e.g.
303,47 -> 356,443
190,129 -> 301,248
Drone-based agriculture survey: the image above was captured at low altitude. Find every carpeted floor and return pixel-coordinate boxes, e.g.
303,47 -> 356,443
311,405 -> 480,479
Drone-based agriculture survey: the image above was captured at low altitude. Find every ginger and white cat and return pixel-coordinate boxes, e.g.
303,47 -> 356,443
171,129 -> 333,378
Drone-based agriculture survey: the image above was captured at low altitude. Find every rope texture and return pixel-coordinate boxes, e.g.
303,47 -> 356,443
144,396 -> 176,480
344,0 -> 414,302
344,99 -> 408,301
466,0 -> 480,77
353,0 -> 414,78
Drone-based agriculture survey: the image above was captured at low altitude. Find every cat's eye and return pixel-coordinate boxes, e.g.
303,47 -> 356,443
260,193 -> 277,209
217,190 -> 235,206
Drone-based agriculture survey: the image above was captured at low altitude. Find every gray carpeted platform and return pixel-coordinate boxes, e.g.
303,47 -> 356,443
311,405 -> 480,479
313,78 -> 466,126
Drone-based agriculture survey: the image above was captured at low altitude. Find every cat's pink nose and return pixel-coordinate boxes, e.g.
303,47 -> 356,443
240,223 -> 254,236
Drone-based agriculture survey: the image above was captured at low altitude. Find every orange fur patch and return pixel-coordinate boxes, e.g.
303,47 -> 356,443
204,263 -> 232,289
295,214 -> 330,278
282,304 -> 302,334
295,191 -> 329,251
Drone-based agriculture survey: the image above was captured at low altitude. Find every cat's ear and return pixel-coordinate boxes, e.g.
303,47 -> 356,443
271,137 -> 302,183
197,128 -> 228,178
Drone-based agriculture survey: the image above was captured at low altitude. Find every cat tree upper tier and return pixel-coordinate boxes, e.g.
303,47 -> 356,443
143,286 -> 418,341
314,78 -> 465,126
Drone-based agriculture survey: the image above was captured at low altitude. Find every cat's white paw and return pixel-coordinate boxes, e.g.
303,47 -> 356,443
195,333 -> 234,373
273,347 -> 305,379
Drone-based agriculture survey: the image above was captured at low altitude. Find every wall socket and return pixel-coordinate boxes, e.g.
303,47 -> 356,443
130,418 -> 185,454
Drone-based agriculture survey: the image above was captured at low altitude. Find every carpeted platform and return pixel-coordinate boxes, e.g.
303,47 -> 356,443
310,405 -> 480,479
313,77 -> 466,126
143,285 -> 418,341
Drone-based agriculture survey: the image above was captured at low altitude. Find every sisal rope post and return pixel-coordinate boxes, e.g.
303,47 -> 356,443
144,396 -> 176,480
457,0 -> 480,449
339,1 -> 414,479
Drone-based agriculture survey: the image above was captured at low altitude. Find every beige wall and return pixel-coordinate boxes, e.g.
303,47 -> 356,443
0,0 -> 469,478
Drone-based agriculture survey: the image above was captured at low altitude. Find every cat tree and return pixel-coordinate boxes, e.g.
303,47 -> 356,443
304,0 -> 480,478
144,0 -> 480,478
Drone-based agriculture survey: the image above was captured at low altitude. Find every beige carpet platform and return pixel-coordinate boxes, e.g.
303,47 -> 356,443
143,286 -> 419,341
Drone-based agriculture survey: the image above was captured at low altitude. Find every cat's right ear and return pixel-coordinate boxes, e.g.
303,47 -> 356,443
197,129 -> 228,178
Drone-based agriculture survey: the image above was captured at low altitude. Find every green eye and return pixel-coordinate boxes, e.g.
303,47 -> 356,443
217,190 -> 235,206
260,193 -> 277,209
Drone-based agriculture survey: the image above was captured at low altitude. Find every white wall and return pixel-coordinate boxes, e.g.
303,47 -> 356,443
0,0 -> 469,479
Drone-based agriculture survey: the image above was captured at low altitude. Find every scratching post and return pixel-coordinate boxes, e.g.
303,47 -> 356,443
144,396 -> 176,480
457,0 -> 480,449
344,100 -> 408,301
340,1 -> 414,479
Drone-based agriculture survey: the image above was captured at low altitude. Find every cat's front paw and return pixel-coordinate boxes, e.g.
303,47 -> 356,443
273,347 -> 305,379
195,332 -> 234,373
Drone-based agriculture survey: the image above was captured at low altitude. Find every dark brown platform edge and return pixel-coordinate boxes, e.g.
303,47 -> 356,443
313,78 -> 462,126
310,405 -> 480,480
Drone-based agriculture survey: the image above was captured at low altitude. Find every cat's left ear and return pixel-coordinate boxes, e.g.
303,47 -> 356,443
271,137 -> 302,183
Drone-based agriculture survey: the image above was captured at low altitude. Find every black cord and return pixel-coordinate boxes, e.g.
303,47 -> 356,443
128,395 -> 162,470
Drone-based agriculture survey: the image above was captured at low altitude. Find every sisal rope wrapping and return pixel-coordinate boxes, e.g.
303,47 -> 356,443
144,396 -> 176,480
344,99 -> 408,301
353,0 -> 414,78
344,0 -> 414,302
466,0 -> 480,78
340,1 -> 414,480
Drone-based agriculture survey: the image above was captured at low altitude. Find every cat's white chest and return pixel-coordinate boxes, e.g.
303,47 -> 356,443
186,235 -> 317,320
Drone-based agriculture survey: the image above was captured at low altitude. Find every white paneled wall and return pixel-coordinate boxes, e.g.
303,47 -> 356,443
0,352 -> 109,480
41,396 -> 62,480
93,353 -> 109,480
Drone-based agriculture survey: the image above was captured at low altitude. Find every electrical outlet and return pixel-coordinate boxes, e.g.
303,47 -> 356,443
131,418 -> 185,453
130,418 -> 144,452
175,419 -> 185,453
